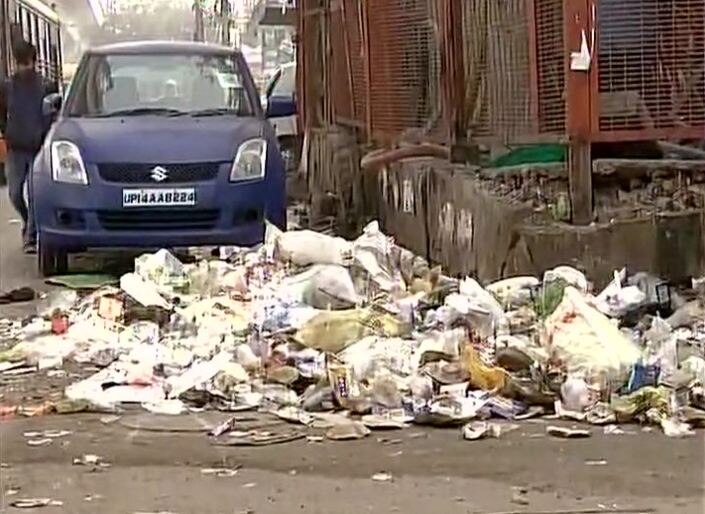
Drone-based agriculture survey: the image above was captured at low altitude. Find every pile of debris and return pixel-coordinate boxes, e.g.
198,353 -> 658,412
1,221 -> 704,441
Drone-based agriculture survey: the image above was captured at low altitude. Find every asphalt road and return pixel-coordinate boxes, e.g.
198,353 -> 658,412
0,187 -> 40,293
1,185 -> 704,513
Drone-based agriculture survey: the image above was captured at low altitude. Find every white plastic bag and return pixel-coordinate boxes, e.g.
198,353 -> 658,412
276,230 -> 354,266
280,265 -> 359,309
542,287 -> 640,384
353,221 -> 404,292
596,269 -> 646,318
486,276 -> 539,307
120,273 -> 171,309
458,278 -> 506,322
544,266 -> 589,294
134,249 -> 185,286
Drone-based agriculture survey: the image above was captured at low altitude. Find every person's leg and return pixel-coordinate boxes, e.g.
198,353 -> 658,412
22,152 -> 37,246
5,150 -> 30,237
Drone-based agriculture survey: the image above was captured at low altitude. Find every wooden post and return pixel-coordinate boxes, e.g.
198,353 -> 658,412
564,0 -> 593,225
339,0 -> 357,123
447,0 -> 465,145
526,0 -> 540,133
362,0 -> 372,143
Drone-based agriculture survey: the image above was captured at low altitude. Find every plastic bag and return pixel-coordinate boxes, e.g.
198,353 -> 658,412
276,230 -> 354,266
120,273 -> 171,309
295,308 -> 409,354
543,266 -> 589,293
682,356 -> 705,385
596,269 -> 647,318
338,336 -> 417,381
352,221 -> 404,293
453,278 -> 507,337
560,375 -> 593,412
643,316 -> 678,380
303,265 -> 359,310
542,287 -> 640,385
134,249 -> 185,286
486,276 -> 539,307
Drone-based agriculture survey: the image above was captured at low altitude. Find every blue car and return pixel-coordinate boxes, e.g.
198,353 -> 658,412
33,41 -> 286,275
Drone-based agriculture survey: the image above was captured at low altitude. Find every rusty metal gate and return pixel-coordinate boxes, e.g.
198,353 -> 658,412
298,0 -> 705,225
300,0 -> 445,144
592,0 -> 705,142
301,0 -> 704,143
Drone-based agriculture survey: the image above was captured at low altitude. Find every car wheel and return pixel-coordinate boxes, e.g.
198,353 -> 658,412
38,242 -> 68,277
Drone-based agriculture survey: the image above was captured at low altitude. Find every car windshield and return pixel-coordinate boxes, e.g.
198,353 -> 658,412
66,53 -> 254,118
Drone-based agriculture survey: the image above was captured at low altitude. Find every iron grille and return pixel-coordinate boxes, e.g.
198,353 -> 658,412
535,0 -> 566,134
597,0 -> 705,133
462,0 -> 536,141
366,0 -> 442,141
97,209 -> 220,231
98,163 -> 223,184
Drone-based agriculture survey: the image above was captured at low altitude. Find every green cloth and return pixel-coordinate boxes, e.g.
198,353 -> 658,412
490,144 -> 567,168
46,274 -> 118,290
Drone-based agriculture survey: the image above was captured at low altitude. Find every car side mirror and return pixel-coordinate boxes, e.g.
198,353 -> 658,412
43,93 -> 62,116
266,95 -> 296,118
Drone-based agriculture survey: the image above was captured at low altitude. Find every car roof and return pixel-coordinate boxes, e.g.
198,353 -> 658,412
88,40 -> 241,57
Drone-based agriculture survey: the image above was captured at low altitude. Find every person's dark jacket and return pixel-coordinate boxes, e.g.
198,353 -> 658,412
0,70 -> 57,153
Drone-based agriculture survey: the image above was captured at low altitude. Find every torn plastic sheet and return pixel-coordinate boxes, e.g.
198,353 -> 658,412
120,273 -> 171,309
65,364 -> 165,407
134,249 -> 185,286
352,221 -> 403,293
167,352 -> 232,399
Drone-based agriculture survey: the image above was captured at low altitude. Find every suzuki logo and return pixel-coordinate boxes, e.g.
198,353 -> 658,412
150,166 -> 169,182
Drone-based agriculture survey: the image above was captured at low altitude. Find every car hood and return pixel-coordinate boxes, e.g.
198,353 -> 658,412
51,116 -> 269,163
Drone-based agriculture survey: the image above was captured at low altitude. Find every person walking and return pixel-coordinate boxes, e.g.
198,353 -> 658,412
0,41 -> 57,253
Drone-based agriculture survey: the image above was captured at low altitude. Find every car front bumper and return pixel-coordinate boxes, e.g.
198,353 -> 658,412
33,174 -> 286,251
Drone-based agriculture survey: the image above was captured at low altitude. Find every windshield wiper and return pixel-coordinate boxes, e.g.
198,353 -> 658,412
92,107 -> 188,118
189,107 -> 243,118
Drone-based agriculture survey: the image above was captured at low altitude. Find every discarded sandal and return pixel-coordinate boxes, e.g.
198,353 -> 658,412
0,287 -> 36,305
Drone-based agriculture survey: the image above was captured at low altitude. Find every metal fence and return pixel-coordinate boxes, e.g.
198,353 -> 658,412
299,0 -> 705,146
366,0 -> 442,142
302,0 -> 444,143
594,0 -> 705,141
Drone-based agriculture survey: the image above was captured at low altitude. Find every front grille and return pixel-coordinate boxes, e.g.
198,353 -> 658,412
97,163 -> 223,184
97,209 -> 219,231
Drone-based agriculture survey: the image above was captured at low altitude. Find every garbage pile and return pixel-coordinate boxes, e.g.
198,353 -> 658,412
1,221 -> 705,440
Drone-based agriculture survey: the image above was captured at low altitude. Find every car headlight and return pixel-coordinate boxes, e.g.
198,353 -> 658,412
230,138 -> 267,182
51,141 -> 88,184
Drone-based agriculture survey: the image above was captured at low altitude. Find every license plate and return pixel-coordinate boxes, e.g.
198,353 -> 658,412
122,188 -> 196,208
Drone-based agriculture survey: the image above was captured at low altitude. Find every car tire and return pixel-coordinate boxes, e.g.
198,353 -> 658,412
38,241 -> 68,277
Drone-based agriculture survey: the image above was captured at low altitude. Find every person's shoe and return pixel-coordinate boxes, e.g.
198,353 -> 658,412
23,242 -> 37,255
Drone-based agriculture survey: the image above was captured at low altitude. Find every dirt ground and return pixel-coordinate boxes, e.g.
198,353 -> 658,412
1,412 -> 704,514
1,191 -> 705,514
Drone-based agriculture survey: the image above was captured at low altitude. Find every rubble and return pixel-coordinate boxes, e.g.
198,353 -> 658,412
1,221 -> 704,442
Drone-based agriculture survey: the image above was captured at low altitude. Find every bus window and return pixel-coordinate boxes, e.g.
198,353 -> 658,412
31,14 -> 39,53
21,8 -> 30,41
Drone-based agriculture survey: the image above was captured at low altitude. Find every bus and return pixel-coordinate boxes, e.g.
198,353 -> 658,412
0,0 -> 63,170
